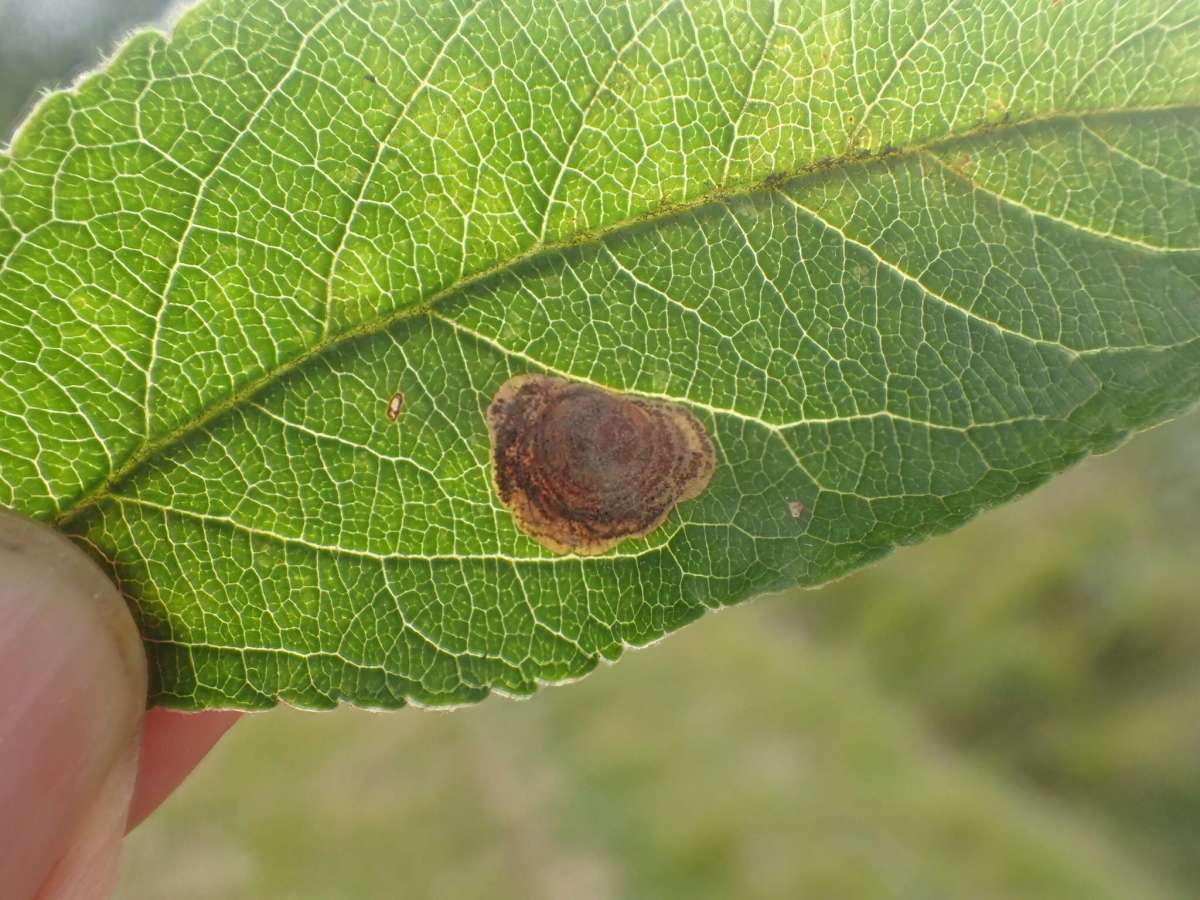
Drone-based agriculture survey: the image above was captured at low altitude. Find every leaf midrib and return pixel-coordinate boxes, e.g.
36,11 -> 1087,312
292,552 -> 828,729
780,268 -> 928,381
52,102 -> 1200,529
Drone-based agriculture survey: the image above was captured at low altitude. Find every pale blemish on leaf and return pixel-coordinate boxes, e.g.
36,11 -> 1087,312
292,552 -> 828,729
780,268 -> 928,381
386,391 -> 405,422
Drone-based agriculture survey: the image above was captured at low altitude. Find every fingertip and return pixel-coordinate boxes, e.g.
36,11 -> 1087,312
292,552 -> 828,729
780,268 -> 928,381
127,708 -> 242,830
33,750 -> 140,900
0,510 -> 147,899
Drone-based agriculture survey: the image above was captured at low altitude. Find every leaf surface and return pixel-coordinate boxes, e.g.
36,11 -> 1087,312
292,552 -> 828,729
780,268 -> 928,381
1,0 -> 1197,708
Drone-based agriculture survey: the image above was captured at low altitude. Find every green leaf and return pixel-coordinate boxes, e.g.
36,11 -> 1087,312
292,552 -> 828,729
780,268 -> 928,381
1,0 -> 1197,709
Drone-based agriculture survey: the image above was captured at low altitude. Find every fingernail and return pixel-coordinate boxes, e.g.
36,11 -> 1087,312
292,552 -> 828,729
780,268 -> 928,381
0,510 -> 147,899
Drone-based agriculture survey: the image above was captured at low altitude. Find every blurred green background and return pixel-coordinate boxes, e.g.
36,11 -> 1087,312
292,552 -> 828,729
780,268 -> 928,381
4,3 -> 1198,898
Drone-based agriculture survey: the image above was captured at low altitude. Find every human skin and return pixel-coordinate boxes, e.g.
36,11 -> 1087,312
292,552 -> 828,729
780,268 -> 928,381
0,509 -> 240,899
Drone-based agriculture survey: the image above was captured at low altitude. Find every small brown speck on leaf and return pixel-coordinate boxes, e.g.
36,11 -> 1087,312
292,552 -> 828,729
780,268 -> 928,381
788,500 -> 806,519
386,392 -> 404,422
486,375 -> 716,555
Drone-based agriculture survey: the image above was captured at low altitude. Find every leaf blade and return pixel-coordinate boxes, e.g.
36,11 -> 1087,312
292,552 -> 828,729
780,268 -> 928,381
1,0 -> 1198,708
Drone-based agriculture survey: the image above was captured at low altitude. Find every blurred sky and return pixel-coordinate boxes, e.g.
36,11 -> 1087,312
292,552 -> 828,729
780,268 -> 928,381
0,0 -> 175,138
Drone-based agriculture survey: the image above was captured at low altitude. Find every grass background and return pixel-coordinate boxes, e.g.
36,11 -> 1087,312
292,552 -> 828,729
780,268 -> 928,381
3,3 -> 1197,897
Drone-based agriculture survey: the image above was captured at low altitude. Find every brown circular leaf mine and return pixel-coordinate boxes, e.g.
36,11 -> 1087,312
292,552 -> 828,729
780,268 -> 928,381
487,375 -> 716,555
